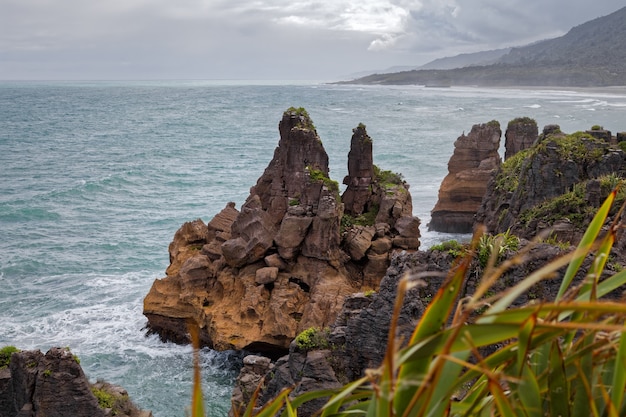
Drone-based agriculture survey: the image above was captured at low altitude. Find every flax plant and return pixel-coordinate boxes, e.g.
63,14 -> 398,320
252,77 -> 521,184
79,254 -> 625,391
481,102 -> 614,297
193,189 -> 626,417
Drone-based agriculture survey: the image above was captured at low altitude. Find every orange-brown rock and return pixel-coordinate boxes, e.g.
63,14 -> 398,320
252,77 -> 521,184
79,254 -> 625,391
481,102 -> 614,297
429,121 -> 502,233
143,109 -> 421,355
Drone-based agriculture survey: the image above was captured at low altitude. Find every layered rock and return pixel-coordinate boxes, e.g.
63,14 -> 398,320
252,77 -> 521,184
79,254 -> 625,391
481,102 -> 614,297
143,109 -> 421,355
429,121 -> 502,233
504,117 -> 538,160
0,347 -> 150,417
232,238 -> 616,416
476,125 -> 626,241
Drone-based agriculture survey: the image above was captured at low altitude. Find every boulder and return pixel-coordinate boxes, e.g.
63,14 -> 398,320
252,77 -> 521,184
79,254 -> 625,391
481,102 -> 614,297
429,121 -> 502,233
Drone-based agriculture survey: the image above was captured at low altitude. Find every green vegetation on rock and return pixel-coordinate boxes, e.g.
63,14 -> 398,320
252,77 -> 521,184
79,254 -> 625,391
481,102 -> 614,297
294,327 -> 331,351
430,240 -> 465,258
285,107 -> 316,130
373,164 -> 404,188
92,386 -> 116,409
507,116 -> 536,128
307,167 -> 339,194
494,148 -> 529,192
0,345 -> 18,368
341,204 -> 379,232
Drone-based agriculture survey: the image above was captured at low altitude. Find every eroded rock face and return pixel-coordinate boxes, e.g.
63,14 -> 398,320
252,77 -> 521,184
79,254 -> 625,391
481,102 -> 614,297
0,348 -> 150,417
143,110 -> 421,354
476,125 -> 626,241
429,121 -> 502,233
236,238 -> 624,416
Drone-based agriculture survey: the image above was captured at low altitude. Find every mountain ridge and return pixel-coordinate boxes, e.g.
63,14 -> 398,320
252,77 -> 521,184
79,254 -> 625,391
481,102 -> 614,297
342,6 -> 626,87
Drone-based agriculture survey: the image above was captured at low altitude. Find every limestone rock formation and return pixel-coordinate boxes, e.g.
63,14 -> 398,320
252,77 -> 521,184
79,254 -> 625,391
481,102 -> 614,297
342,123 -> 374,216
232,239 -> 611,416
476,125 -> 626,241
504,117 -> 538,160
429,121 -> 502,233
0,347 -> 150,417
143,109 -> 421,355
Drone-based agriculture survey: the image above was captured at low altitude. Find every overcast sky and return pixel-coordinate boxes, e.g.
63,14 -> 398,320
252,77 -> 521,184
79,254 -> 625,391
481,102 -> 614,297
1,0 -> 624,81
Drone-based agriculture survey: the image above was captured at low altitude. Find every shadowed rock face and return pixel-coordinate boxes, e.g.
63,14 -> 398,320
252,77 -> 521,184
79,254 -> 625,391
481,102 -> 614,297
143,109 -> 421,354
342,124 -> 374,216
505,118 -> 538,160
429,121 -> 502,233
0,348 -> 151,417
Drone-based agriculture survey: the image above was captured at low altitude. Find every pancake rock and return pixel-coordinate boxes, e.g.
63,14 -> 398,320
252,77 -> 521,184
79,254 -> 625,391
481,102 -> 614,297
476,124 -> 626,242
143,109 -> 421,355
429,121 -> 502,233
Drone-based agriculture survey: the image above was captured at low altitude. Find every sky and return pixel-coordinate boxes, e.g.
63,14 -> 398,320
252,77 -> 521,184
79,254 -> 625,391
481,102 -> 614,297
1,0 -> 624,81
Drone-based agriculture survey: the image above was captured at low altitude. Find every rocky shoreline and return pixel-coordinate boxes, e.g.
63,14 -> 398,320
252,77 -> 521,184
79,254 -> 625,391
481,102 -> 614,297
6,107 -> 623,415
141,107 -> 626,414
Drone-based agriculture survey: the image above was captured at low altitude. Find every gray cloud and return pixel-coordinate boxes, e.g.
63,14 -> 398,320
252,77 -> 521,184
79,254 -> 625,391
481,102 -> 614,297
0,0 -> 623,80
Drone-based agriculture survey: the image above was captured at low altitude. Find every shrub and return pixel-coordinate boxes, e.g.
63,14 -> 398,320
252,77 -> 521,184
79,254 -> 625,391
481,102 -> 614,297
0,346 -> 18,368
373,164 -> 404,188
476,229 -> 520,268
91,387 -> 116,409
430,240 -> 466,258
306,167 -> 339,194
294,327 -> 330,351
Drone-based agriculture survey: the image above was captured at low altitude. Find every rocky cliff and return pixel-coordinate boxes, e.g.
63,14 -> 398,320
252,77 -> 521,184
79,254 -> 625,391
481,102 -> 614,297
476,125 -> 626,242
231,236 -> 619,416
143,108 -> 421,355
0,347 -> 150,417
429,121 -> 502,233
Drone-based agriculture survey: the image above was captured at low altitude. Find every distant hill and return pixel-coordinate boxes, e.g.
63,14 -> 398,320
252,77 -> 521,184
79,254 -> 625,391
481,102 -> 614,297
343,6 -> 626,87
418,47 -> 512,70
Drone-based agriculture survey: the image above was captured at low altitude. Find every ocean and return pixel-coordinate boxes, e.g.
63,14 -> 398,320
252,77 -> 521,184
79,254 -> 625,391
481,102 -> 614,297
1,80 -> 625,416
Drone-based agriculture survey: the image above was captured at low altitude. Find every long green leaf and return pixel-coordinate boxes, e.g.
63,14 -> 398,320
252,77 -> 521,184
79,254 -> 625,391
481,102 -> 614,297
516,313 -> 538,377
556,189 -> 615,300
548,340 -> 570,417
253,389 -> 290,417
570,333 -> 595,417
516,363 -> 542,417
395,251 -> 471,415
610,330 -> 626,412
318,377 -> 369,417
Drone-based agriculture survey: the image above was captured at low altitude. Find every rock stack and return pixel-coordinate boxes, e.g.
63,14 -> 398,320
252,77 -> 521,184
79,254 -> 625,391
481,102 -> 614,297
143,109 -> 421,355
429,121 -> 502,233
504,117 -> 538,160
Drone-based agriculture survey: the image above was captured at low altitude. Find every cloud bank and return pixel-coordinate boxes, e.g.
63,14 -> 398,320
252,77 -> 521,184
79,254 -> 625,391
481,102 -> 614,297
0,0 -> 623,80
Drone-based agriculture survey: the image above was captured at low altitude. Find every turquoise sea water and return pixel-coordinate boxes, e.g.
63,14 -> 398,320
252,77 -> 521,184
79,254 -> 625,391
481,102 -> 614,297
1,80 -> 625,416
